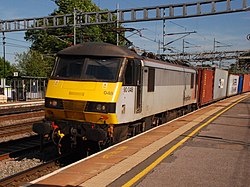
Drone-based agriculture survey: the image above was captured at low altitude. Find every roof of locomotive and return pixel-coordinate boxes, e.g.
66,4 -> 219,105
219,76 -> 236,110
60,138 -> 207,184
57,42 -> 142,58
57,42 -> 195,70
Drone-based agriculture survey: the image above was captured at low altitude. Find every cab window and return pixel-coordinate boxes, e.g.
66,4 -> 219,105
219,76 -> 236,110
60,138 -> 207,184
124,59 -> 141,86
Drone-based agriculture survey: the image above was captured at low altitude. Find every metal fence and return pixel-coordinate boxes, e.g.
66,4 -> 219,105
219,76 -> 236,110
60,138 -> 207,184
1,76 -> 48,101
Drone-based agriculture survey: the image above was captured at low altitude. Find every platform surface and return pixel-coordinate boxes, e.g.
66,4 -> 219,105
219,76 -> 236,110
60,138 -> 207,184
30,93 -> 250,187
135,96 -> 250,187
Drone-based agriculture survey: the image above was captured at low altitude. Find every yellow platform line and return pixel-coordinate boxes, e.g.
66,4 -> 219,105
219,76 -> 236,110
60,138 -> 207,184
122,95 -> 248,187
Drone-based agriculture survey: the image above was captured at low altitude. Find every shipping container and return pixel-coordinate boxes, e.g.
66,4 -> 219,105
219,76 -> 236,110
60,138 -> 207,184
238,75 -> 243,94
242,74 -> 250,92
197,68 -> 214,106
213,68 -> 228,101
227,74 -> 239,97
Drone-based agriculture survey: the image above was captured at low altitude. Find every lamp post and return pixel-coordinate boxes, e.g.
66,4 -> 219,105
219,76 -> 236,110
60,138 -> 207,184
116,3 -> 119,46
2,32 -> 6,92
3,32 -> 6,79
73,8 -> 76,45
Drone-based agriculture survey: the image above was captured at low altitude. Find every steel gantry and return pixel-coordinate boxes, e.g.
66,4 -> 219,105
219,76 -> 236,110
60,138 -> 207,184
166,50 -> 250,64
0,0 -> 249,32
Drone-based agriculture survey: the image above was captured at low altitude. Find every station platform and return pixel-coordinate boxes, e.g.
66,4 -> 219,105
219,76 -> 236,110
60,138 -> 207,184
29,93 -> 250,187
0,100 -> 44,109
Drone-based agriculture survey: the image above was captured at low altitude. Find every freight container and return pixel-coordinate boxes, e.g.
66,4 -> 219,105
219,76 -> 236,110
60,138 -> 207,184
242,74 -> 250,92
238,75 -> 243,94
213,68 -> 228,101
227,74 -> 239,96
197,68 -> 214,106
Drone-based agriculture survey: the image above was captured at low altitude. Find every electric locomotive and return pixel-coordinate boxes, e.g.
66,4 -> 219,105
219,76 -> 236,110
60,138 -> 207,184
33,42 -> 197,153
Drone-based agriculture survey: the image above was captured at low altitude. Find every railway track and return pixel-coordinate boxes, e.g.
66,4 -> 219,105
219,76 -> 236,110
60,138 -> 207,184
0,109 -> 44,140
0,151 -> 86,186
0,136 -> 44,161
0,159 -> 60,186
0,103 -> 44,116
0,121 -> 42,138
0,108 -> 45,161
0,110 -> 44,122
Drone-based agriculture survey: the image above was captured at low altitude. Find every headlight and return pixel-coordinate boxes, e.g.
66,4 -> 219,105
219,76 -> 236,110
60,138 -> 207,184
50,100 -> 57,107
86,102 -> 115,113
45,97 -> 63,109
96,104 -> 102,111
96,104 -> 106,111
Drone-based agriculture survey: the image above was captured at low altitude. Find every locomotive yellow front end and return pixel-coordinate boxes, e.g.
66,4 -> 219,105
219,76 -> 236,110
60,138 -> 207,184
33,42 -> 140,153
45,80 -> 121,125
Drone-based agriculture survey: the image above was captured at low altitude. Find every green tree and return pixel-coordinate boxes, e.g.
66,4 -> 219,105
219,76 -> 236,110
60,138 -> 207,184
16,0 -> 123,77
24,0 -> 119,55
229,52 -> 250,74
0,57 -> 17,78
15,50 -> 54,77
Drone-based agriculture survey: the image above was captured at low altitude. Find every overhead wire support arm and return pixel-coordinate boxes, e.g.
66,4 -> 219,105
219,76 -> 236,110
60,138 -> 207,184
164,31 -> 197,36
165,33 -> 193,46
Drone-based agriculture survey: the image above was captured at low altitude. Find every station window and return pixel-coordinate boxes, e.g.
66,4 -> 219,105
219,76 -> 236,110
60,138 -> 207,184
148,68 -> 155,92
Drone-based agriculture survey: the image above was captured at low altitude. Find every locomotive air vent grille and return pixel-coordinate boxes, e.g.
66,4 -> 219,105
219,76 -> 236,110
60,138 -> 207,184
65,111 -> 85,121
63,100 -> 87,111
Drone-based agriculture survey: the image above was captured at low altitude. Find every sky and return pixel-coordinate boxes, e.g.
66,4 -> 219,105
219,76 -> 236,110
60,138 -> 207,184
0,0 -> 249,65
